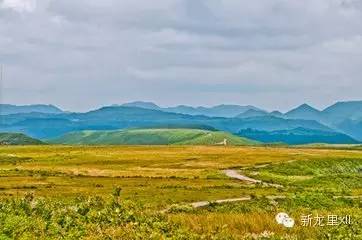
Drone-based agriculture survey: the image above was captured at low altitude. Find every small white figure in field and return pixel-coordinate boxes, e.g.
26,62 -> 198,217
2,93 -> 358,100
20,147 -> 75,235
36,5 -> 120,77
275,212 -> 295,228
283,217 -> 295,228
276,212 -> 289,224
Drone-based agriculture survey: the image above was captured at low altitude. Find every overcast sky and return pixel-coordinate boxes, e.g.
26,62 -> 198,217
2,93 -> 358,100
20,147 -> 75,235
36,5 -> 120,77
0,0 -> 361,112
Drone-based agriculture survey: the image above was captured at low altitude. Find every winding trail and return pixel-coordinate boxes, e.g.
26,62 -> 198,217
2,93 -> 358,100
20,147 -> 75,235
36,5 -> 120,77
223,169 -> 262,184
223,169 -> 283,188
162,169 -> 286,212
190,195 -> 286,208
190,197 -> 252,208
164,167 -> 360,211
162,195 -> 286,212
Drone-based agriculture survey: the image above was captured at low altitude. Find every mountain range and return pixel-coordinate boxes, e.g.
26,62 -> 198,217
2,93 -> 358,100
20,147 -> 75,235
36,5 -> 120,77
121,101 -> 261,117
1,101 -> 362,144
0,104 -> 62,115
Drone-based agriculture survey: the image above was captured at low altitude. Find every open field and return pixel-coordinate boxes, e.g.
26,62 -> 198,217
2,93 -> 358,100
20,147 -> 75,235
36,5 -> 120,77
0,145 -> 361,239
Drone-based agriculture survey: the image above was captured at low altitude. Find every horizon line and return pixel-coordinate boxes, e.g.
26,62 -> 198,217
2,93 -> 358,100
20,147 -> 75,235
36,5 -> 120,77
1,99 -> 362,114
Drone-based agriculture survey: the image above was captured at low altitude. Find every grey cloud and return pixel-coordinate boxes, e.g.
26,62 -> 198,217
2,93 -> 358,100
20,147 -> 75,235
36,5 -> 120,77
0,0 -> 361,112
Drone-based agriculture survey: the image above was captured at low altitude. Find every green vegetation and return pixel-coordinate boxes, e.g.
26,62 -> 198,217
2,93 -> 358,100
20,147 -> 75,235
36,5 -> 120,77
244,157 -> 362,193
0,132 -> 43,145
295,143 -> 362,150
0,193 -> 200,239
238,127 -> 358,144
49,128 -> 259,145
0,145 -> 361,239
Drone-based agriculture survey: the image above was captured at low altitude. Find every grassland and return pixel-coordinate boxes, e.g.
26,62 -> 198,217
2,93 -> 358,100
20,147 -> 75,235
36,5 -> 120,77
49,128 -> 258,145
0,145 -> 361,239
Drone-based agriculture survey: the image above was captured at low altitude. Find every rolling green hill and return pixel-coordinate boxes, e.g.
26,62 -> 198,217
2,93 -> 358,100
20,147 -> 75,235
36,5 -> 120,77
50,128 -> 259,145
238,127 -> 358,145
0,132 -> 44,145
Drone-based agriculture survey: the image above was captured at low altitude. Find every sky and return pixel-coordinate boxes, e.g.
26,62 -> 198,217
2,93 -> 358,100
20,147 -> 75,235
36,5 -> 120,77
0,0 -> 361,112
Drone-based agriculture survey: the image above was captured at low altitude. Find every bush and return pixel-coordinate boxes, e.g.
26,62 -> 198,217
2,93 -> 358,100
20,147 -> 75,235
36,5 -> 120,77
0,192 -> 198,239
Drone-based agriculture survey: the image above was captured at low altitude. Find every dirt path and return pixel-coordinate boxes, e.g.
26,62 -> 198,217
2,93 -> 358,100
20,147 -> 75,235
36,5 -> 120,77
223,169 -> 283,188
161,195 -> 286,212
191,197 -> 252,208
181,195 -> 360,210
162,169 -> 285,212
223,169 -> 262,183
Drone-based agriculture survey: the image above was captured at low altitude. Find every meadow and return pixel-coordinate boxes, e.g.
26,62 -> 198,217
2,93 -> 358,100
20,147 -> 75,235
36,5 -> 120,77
0,145 -> 361,239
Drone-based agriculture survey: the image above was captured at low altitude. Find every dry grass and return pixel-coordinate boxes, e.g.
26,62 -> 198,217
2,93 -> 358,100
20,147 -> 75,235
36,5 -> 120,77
0,145 -> 361,238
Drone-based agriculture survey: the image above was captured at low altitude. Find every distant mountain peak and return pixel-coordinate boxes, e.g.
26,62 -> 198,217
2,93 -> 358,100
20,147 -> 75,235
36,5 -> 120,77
321,100 -> 362,125
164,104 -> 263,117
335,100 -> 362,104
211,104 -> 258,109
284,103 -> 322,122
121,101 -> 160,110
236,109 -> 268,118
323,100 -> 362,112
0,104 -> 63,115
270,110 -> 283,115
297,103 -> 319,111
286,104 -> 320,115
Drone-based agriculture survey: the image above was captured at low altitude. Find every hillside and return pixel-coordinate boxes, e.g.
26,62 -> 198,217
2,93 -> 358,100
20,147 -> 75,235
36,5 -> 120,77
322,101 -> 362,123
238,128 -> 359,145
0,132 -> 44,145
50,128 -> 259,145
337,119 -> 362,141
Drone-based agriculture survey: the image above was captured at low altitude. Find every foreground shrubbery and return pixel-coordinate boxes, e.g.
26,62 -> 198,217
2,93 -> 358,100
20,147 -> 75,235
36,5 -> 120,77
1,192 -> 361,240
0,191 -> 199,240
0,190 -> 243,240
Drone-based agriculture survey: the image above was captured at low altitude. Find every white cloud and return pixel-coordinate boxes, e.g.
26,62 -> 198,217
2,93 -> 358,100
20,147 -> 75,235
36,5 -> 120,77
322,35 -> 362,54
1,0 -> 36,12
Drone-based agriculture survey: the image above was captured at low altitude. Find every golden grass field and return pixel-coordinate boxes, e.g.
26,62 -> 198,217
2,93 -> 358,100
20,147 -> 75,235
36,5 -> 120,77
0,145 -> 361,239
